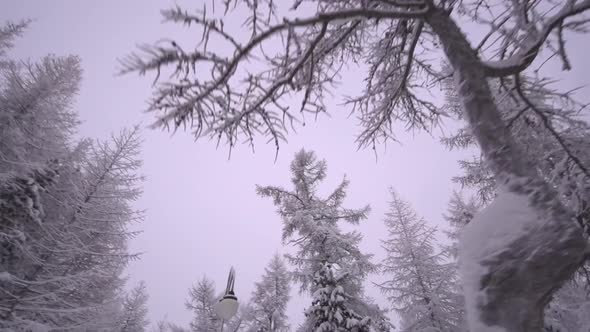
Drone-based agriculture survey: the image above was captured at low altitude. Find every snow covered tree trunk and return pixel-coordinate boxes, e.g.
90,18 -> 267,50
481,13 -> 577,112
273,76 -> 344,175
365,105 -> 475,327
426,7 -> 588,332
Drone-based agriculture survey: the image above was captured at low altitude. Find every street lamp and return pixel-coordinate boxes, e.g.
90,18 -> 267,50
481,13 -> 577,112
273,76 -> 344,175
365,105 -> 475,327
214,267 -> 239,331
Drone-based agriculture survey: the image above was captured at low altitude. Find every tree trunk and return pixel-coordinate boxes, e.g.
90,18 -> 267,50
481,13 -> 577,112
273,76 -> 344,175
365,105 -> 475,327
426,7 -> 587,332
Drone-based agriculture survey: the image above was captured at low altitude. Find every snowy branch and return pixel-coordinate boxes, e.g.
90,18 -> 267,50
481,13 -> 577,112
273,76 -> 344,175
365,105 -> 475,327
482,0 -> 590,77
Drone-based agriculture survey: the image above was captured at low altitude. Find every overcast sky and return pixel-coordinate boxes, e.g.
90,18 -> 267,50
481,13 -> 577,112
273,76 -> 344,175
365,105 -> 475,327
2,1 -> 589,329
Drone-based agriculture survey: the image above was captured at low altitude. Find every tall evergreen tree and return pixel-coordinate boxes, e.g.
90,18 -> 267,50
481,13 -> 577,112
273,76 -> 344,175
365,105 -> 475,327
0,23 -> 144,331
120,281 -> 150,332
0,128 -> 143,330
306,262 -> 371,332
257,149 -> 391,331
378,190 -> 461,332
186,276 -> 219,332
244,254 -> 291,332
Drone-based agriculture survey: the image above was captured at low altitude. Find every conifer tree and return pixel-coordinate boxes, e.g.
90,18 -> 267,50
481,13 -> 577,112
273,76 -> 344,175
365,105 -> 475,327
245,254 -> 291,332
258,149 -> 391,331
0,23 -> 144,330
378,190 -> 461,332
186,276 -> 220,332
120,281 -> 150,332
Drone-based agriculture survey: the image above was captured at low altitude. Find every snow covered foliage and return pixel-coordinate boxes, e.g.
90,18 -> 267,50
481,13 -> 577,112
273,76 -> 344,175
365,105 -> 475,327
443,192 -> 481,260
543,276 -> 590,332
378,190 -> 462,332
0,23 -> 145,331
0,54 -> 81,176
306,263 -> 371,332
243,254 -> 291,332
443,74 -> 590,234
0,20 -> 28,68
0,128 -> 144,330
185,276 -> 220,332
120,281 -> 150,332
185,276 -> 244,332
257,149 -> 391,331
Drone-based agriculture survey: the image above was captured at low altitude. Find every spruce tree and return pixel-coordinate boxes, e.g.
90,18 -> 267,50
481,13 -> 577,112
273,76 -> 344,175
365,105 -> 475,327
258,149 -> 390,331
378,190 -> 461,332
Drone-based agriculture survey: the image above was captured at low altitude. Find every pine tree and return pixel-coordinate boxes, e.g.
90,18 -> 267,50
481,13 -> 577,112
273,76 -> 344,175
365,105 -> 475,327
0,128 -> 144,330
0,25 -> 144,329
186,276 -> 220,332
307,263 -> 371,332
244,254 -> 291,332
378,190 -> 461,332
0,20 -> 29,68
120,281 -> 150,332
442,76 -> 590,227
257,149 -> 391,331
0,54 -> 81,175
443,192 -> 480,260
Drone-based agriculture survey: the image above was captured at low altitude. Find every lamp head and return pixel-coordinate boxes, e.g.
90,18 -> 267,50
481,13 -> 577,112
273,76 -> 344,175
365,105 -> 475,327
214,266 -> 239,320
214,293 -> 239,320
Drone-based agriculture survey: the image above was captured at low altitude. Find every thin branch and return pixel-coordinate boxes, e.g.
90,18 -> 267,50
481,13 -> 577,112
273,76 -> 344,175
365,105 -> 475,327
514,74 -> 590,178
483,0 -> 590,77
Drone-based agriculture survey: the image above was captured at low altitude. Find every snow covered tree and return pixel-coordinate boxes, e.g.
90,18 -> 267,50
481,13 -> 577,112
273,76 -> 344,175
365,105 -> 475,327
185,276 -> 220,332
378,190 -> 461,332
0,25 -> 145,330
442,74 -> 590,330
306,262 -> 371,332
442,74 -> 590,230
0,127 -> 144,330
120,281 -> 150,332
186,275 -> 245,332
0,54 -> 81,175
257,149 -> 391,331
125,1 -> 590,329
244,253 -> 291,332
443,191 -> 480,260
0,20 -> 28,68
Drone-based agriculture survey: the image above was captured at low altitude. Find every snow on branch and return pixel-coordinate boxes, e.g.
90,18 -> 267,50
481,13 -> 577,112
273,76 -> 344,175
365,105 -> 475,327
481,0 -> 590,77
121,1 -> 434,152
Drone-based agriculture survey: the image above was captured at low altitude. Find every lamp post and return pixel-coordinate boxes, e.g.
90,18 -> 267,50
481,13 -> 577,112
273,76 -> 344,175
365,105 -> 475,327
214,267 -> 239,332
